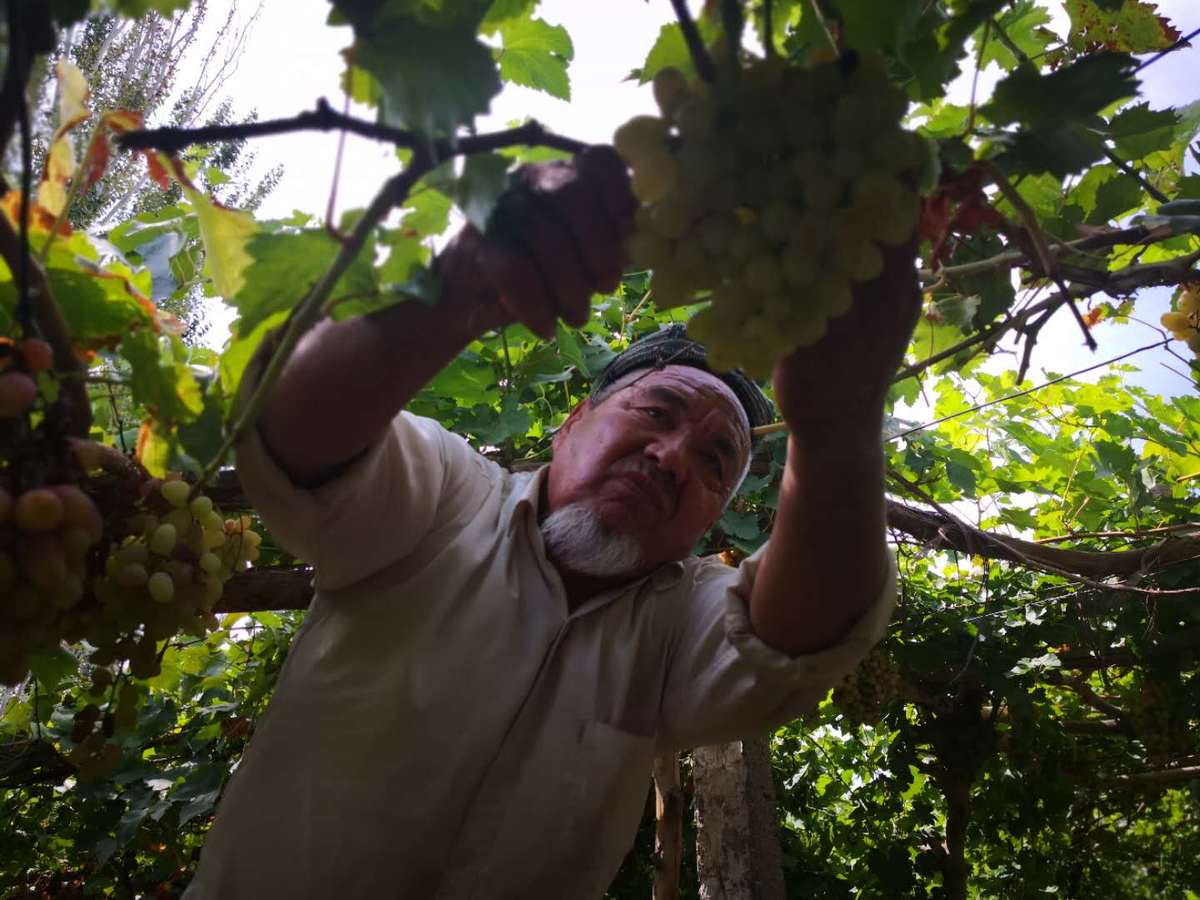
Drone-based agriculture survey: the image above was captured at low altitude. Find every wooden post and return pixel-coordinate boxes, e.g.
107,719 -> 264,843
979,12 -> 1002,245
652,751 -> 684,900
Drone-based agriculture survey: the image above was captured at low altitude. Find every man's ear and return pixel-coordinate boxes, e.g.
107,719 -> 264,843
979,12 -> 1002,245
552,398 -> 593,452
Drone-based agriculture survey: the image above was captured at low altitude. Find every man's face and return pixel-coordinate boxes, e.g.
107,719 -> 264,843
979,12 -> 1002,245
547,365 -> 751,573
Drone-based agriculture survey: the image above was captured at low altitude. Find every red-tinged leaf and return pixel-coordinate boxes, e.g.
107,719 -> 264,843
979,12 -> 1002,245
952,202 -> 1006,232
920,194 -> 953,243
143,152 -> 172,191
81,130 -> 111,188
0,190 -> 69,234
1083,306 -> 1105,328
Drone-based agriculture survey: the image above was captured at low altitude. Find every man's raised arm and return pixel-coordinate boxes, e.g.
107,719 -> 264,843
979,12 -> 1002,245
253,147 -> 636,485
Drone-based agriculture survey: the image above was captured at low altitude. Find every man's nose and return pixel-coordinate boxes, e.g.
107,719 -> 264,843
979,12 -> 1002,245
646,433 -> 687,486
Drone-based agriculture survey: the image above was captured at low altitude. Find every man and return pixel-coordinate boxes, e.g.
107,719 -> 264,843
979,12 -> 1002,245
185,146 -> 920,898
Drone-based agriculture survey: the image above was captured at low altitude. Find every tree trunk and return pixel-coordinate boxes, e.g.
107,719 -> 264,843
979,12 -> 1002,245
939,773 -> 971,900
652,752 -> 684,900
692,737 -> 786,900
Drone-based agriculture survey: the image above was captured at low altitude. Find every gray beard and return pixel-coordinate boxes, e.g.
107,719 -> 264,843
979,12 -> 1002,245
540,503 -> 642,579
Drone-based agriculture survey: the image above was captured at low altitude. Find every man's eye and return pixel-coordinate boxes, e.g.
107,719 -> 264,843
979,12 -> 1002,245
641,407 -> 666,420
705,454 -> 724,477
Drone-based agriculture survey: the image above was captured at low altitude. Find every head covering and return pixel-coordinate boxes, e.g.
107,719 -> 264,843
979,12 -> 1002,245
590,324 -> 775,431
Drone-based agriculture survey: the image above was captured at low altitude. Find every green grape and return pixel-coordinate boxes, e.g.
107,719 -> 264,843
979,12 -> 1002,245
161,479 -> 190,509
189,495 -> 214,519
676,144 -> 721,189
830,148 -> 866,182
149,523 -> 177,557
782,249 -> 819,287
697,214 -> 736,256
836,240 -> 884,282
614,115 -> 669,163
627,231 -> 673,270
674,97 -> 717,141
758,201 -> 795,243
147,571 -> 175,604
653,67 -> 690,118
781,106 -> 825,150
648,195 -> 694,240
727,226 -> 768,264
631,151 -> 678,204
163,507 -> 193,535
743,254 -> 784,295
814,274 -> 854,318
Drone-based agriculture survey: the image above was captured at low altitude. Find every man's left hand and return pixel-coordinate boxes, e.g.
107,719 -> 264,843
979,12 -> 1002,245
771,237 -> 922,446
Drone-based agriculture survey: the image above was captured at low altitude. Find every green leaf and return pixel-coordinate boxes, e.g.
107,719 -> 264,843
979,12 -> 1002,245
1089,172 -> 1142,224
495,17 -> 573,100
978,0 -> 1054,70
453,153 -> 513,233
119,331 -> 204,425
399,186 -> 454,238
27,647 -> 78,695
829,0 -> 924,55
233,231 -> 377,337
632,21 -> 717,84
983,53 -> 1139,127
996,123 -> 1107,178
898,0 -> 1009,100
351,7 -> 501,136
1107,103 -> 1181,160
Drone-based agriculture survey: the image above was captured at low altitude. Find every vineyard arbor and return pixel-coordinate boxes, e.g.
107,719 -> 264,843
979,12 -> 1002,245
2,0 -> 1200,896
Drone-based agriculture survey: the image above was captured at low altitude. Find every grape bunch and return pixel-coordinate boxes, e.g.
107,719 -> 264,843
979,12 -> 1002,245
832,644 -> 902,727
0,472 -> 261,688
614,51 -> 925,378
1161,284 -> 1200,356
86,478 -> 262,680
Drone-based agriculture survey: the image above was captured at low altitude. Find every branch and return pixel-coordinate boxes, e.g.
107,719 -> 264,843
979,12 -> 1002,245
669,0 -> 718,82
896,246 -> 1200,384
1097,766 -> 1200,789
0,2 -> 56,160
118,99 -> 588,158
985,162 -> 1097,351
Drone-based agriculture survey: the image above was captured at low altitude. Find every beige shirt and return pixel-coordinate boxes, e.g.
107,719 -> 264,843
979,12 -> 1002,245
185,413 -> 895,899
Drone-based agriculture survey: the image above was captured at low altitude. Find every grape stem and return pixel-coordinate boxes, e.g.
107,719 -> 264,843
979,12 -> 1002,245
668,0 -> 718,83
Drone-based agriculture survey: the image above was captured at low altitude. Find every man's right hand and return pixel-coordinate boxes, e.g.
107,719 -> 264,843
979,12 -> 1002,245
253,146 -> 635,485
435,145 -> 637,341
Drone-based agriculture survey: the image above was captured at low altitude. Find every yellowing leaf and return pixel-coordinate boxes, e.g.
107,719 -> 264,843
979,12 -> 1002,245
37,138 -> 75,217
55,59 -> 90,133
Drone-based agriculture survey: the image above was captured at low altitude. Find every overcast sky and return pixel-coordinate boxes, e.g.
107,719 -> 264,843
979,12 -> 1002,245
185,0 -> 1198,400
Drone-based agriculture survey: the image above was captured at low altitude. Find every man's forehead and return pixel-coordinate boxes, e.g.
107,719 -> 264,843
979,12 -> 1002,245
624,367 -> 750,438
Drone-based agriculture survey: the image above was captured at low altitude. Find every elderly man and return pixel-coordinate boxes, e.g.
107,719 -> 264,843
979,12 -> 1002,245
184,146 -> 920,898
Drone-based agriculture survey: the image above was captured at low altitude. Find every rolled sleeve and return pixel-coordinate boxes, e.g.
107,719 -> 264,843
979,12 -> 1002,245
658,542 -> 897,752
236,412 -> 492,591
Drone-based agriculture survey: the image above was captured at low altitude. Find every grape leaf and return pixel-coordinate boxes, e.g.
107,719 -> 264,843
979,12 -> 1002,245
983,53 -> 1139,127
1089,172 -> 1143,224
898,0 -> 1008,101
350,5 -> 501,136
978,0 -> 1054,71
232,231 -> 378,336
494,17 -> 573,100
1107,102 -> 1181,159
830,0 -> 924,55
1065,0 -> 1180,54
630,20 -> 718,84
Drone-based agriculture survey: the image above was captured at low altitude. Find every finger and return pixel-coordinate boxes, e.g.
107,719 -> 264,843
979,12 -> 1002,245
576,145 -> 638,230
475,241 -> 558,339
515,201 -> 595,328
523,178 -> 625,297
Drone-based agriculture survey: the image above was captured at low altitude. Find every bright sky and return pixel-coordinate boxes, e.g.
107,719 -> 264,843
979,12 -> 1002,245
190,0 -> 1198,401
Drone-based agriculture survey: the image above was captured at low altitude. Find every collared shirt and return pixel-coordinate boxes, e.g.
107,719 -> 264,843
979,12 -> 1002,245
184,413 -> 895,899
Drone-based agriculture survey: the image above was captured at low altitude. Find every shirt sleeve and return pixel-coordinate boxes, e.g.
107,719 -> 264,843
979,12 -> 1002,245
235,412 -> 496,592
656,542 -> 897,752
